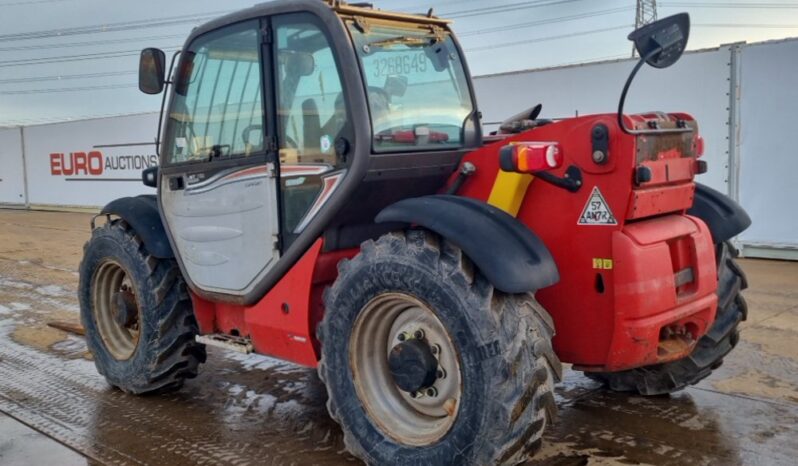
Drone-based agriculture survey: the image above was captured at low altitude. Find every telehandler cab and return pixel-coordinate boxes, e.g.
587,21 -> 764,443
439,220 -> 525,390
79,1 -> 751,464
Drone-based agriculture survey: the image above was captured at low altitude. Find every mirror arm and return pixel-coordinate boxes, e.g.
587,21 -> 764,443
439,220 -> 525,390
617,54 -> 650,135
155,51 -> 181,157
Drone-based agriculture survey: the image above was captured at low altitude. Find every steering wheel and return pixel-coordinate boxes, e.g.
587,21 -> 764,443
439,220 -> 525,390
242,124 -> 262,146
242,124 -> 299,150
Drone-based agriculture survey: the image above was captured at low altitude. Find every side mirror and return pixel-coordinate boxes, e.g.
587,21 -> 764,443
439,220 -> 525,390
280,51 -> 315,77
139,48 -> 166,95
629,13 -> 690,68
142,166 -> 158,188
384,75 -> 408,98
617,13 -> 693,135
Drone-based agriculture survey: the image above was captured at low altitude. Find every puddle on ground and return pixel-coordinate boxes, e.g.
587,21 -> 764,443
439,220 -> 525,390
11,324 -> 68,352
713,368 -> 798,404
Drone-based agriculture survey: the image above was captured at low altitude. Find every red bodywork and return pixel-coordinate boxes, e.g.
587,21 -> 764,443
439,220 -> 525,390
191,241 -> 357,367
456,112 -> 717,371
190,112 -> 718,372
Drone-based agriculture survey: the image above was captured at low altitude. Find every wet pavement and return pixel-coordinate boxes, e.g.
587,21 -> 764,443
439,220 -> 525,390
0,209 -> 796,466
0,412 -> 87,465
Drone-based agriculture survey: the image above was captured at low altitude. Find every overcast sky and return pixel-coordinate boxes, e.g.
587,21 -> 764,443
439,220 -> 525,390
1,0 -> 797,126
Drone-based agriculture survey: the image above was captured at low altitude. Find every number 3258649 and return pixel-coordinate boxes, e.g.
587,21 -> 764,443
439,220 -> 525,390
373,53 -> 427,78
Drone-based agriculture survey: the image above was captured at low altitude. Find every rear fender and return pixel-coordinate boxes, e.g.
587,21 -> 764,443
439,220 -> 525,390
376,195 -> 559,293
687,183 -> 751,243
98,195 -> 173,258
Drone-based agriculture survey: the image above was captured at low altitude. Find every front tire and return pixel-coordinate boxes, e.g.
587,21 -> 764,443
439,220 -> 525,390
79,220 -> 206,394
318,230 -> 561,465
585,241 -> 748,395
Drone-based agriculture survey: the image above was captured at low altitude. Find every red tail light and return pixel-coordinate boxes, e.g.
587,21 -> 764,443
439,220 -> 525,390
694,136 -> 705,157
499,142 -> 563,173
377,128 -> 450,144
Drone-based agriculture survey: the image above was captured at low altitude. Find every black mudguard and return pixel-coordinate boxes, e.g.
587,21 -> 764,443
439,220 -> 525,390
375,195 -> 559,294
100,195 -> 173,258
687,183 -> 751,243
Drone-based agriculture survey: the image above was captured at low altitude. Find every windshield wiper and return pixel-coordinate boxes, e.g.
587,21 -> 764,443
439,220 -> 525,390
367,35 -> 434,49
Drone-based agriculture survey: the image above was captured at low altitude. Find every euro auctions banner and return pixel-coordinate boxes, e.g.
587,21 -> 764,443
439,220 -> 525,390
23,113 -> 160,208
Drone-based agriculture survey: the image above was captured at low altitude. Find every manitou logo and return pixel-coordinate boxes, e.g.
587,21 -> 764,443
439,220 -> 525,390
49,151 -> 158,176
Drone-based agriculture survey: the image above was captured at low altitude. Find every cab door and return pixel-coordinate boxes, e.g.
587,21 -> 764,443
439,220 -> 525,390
159,19 -> 280,296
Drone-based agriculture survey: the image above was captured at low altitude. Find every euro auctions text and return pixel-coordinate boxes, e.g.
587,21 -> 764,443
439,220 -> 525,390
50,151 -> 158,176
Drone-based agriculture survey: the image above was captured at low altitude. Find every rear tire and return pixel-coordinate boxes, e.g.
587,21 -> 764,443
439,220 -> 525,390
584,241 -> 748,395
79,220 -> 206,394
318,230 -> 562,465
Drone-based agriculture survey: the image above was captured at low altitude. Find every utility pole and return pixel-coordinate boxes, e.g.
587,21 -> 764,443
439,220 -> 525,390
632,0 -> 658,58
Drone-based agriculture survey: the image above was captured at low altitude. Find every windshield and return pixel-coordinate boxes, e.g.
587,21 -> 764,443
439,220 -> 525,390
347,22 -> 474,152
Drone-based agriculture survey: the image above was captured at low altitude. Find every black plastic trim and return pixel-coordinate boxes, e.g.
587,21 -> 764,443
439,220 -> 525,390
687,183 -> 751,242
101,195 -> 173,259
376,195 -> 560,293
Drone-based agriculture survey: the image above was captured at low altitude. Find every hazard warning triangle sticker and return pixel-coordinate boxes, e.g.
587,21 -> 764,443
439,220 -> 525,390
578,186 -> 617,225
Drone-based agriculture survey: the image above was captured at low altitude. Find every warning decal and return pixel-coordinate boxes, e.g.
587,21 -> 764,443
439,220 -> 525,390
578,186 -> 617,225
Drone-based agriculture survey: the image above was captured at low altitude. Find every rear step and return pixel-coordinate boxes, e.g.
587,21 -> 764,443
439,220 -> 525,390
195,334 -> 254,354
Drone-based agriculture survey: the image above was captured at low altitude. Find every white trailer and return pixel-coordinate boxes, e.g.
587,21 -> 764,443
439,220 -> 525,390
20,112 -> 159,209
0,127 -> 26,207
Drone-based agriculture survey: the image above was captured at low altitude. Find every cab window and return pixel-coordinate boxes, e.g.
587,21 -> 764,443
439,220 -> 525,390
165,21 -> 264,164
274,13 -> 350,239
347,22 -> 474,152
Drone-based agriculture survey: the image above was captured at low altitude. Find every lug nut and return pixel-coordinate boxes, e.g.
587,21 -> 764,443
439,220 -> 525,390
409,391 -> 417,398
426,387 -> 438,397
398,332 -> 407,342
431,344 -> 440,355
436,369 -> 446,379
414,329 -> 425,340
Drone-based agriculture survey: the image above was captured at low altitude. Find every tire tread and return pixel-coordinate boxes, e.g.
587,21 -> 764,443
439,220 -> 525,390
318,230 -> 561,465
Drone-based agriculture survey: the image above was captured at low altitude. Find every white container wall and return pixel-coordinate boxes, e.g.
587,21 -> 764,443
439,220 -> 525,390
0,127 -> 26,206
22,113 -> 159,208
472,46 -> 734,195
736,39 -> 798,258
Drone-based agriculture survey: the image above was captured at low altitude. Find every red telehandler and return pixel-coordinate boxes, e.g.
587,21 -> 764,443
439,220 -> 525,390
79,2 -> 750,464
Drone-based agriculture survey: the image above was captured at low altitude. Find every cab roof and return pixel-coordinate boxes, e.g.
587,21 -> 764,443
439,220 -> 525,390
186,0 -> 450,47
327,1 -> 451,25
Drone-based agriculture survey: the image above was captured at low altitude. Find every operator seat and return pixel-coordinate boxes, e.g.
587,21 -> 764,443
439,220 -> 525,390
302,98 -> 321,154
320,92 -> 347,139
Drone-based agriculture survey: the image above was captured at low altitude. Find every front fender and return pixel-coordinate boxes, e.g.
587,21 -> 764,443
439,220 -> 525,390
100,195 -> 173,258
376,195 -> 559,293
687,183 -> 751,243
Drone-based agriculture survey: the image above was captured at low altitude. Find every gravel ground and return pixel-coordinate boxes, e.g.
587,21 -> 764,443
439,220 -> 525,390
0,208 -> 796,466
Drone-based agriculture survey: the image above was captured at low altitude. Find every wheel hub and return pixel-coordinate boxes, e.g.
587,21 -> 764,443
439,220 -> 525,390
112,289 -> 138,328
388,339 -> 438,393
92,260 -> 140,360
349,292 -> 462,446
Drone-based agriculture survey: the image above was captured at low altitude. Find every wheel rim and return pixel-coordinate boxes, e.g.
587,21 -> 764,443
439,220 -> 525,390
349,292 -> 462,446
91,259 -> 140,360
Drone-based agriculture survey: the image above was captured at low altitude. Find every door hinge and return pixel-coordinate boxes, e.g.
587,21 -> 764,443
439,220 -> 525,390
262,26 -> 272,44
